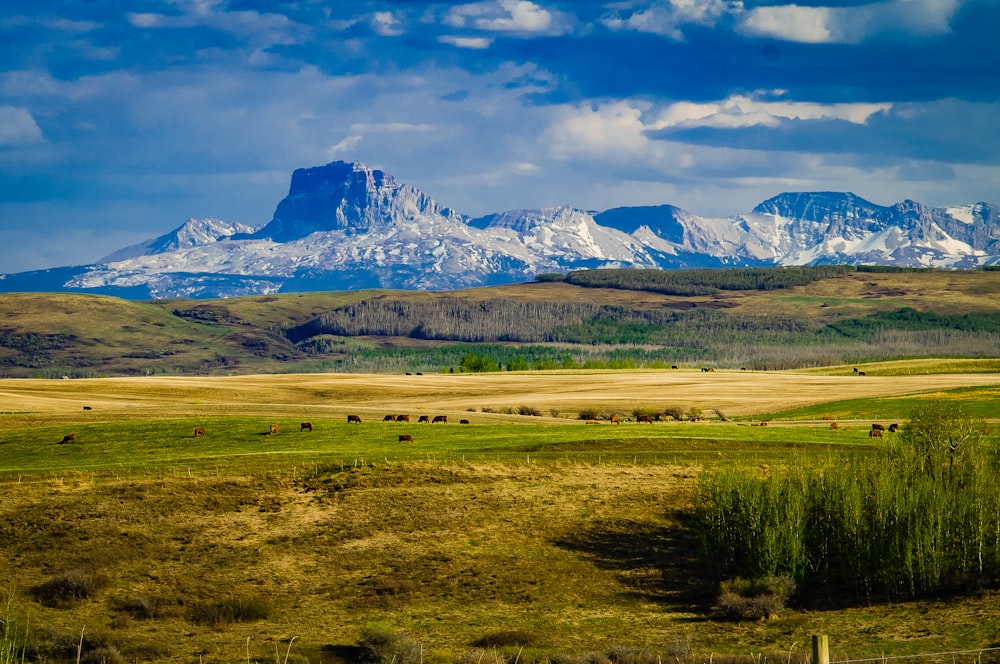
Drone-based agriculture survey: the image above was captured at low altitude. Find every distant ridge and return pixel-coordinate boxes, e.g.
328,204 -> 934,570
2,160 -> 998,299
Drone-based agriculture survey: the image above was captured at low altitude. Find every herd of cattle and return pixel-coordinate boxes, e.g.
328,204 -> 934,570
57,410 -> 902,446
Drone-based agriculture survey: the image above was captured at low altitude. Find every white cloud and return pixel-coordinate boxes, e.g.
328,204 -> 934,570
439,35 -> 494,49
737,0 -> 961,44
655,94 -> 892,128
127,5 -> 307,48
371,11 -> 404,37
328,135 -> 364,158
0,106 -> 44,147
601,0 -> 732,39
442,1 -> 570,35
548,101 -> 665,161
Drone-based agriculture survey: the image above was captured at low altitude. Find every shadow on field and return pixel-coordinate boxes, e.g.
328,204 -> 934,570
553,509 -> 715,616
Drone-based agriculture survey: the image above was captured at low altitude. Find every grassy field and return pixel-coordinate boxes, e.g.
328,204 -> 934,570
3,367 -> 1000,663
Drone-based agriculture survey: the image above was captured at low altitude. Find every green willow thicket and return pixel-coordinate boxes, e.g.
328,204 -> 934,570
694,403 -> 1000,603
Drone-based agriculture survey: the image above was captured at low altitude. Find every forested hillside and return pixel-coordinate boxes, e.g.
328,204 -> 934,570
2,267 -> 1000,376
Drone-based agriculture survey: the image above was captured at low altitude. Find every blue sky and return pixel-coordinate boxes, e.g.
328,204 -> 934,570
1,0 -> 998,273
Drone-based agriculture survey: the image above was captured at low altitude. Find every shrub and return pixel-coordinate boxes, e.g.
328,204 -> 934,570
661,406 -> 684,421
188,595 -> 271,626
516,405 -> 542,417
471,629 -> 536,648
31,570 -> 104,608
578,407 -> 601,420
115,594 -> 164,620
359,623 -> 423,664
713,576 -> 796,620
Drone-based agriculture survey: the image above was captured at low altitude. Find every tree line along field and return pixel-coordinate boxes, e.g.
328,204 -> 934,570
3,267 -> 1000,377
4,367 -> 1000,663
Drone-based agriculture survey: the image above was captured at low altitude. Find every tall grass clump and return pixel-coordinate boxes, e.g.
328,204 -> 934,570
1,596 -> 29,664
694,403 -> 1000,604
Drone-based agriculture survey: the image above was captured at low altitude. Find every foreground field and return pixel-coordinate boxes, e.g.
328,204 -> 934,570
3,369 -> 1000,663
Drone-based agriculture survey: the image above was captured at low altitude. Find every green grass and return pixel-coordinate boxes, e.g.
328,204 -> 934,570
0,416 -> 885,477
763,384 -> 1000,421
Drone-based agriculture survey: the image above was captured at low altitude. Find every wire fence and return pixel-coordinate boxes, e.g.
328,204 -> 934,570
831,646 -> 1000,664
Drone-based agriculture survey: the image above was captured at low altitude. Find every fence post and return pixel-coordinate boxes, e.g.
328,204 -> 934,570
812,635 -> 829,664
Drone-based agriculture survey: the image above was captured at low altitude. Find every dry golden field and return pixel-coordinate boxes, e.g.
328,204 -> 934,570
6,368 -> 1000,426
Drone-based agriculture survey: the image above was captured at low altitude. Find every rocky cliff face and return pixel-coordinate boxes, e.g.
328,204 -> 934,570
5,161 -> 1000,299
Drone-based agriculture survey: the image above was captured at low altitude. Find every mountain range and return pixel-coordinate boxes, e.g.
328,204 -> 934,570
2,160 -> 998,299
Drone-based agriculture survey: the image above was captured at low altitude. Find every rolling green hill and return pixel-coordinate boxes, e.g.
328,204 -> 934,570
3,267 -> 1000,377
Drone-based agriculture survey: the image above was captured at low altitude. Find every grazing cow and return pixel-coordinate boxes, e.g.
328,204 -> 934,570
888,423 -> 899,433
432,415 -> 448,424
396,414 -> 410,422
701,367 -> 710,372
460,419 -> 470,424
193,427 -> 206,437
671,365 -> 678,370
822,415 -> 834,421
269,424 -> 280,434
406,372 -> 412,376
59,433 -> 76,444
383,414 -> 396,422
300,422 -> 313,432
830,422 -> 840,430
858,371 -> 866,376
610,415 -> 621,425
853,368 -> 859,373
869,428 -> 883,438
347,414 -> 362,424
636,414 -> 653,424
398,434 -> 414,443
83,406 -> 92,411
418,415 -> 430,423
871,423 -> 885,432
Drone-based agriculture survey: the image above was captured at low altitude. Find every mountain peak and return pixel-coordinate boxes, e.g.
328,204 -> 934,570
100,217 -> 257,263
253,160 -> 465,242
752,192 -> 885,223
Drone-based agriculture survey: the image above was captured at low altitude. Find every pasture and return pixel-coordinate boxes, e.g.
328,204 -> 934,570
3,368 -> 1000,663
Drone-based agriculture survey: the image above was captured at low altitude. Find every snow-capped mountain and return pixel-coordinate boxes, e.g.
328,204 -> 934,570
3,160 -> 999,299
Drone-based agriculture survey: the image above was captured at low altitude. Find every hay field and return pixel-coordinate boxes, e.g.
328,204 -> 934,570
4,368 -> 1000,426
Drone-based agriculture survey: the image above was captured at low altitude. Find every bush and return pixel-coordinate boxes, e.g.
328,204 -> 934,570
516,405 -> 542,417
661,406 -> 684,421
471,629 -> 536,648
713,576 -> 796,620
115,594 -> 165,620
188,595 -> 271,626
359,624 -> 423,664
31,570 -> 104,608
578,407 -> 601,421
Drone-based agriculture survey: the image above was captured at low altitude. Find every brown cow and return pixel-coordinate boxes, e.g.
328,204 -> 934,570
347,414 -> 362,424
431,415 -> 447,424
871,423 -> 885,432
59,433 -> 76,444
822,415 -> 834,421
398,434 -> 414,443
269,424 -> 280,434
396,414 -> 410,422
636,414 -> 653,424
869,428 -> 883,438
610,415 -> 621,424
460,419 -> 470,424
300,422 -> 313,432
888,423 -> 899,433
383,414 -> 396,422
829,422 -> 839,430
418,415 -> 430,423
194,427 -> 206,437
